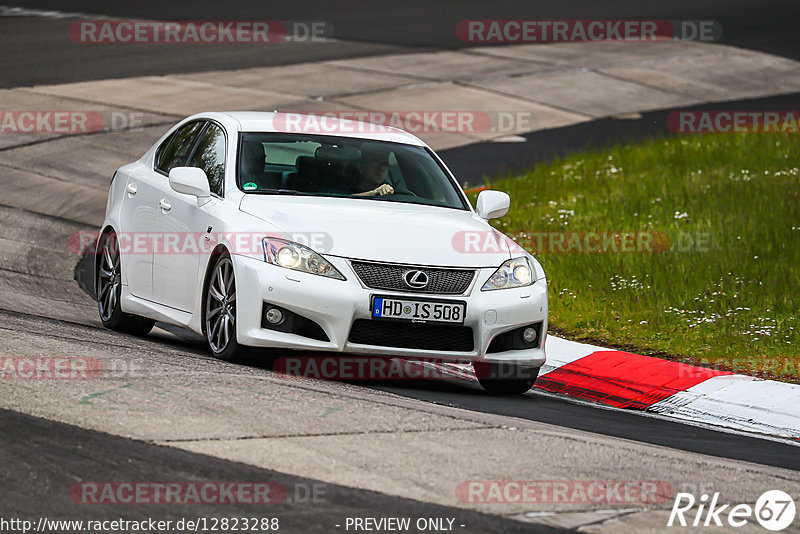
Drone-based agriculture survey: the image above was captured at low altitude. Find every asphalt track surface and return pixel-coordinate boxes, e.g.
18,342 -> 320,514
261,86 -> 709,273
0,408 -> 564,533
1,0 -> 799,88
3,0 -> 800,529
440,91 -> 800,182
367,381 -> 800,473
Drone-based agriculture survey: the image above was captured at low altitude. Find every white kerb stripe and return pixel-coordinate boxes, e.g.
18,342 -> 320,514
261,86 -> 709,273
649,375 -> 800,439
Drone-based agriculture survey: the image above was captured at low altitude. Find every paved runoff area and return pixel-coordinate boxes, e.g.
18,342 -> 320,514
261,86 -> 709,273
5,40 -> 800,152
2,38 -> 800,532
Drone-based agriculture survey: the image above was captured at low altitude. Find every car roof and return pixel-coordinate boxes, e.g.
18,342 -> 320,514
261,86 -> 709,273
213,111 -> 427,146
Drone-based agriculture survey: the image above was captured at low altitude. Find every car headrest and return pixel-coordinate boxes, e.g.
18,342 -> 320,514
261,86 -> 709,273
241,143 -> 266,175
295,155 -> 319,177
294,155 -> 348,193
315,146 -> 360,161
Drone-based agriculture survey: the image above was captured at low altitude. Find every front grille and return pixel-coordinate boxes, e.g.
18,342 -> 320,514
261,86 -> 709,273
350,261 -> 475,295
348,319 -> 474,352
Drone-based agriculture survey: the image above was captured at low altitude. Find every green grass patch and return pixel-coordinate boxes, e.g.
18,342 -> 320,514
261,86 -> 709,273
472,133 -> 800,381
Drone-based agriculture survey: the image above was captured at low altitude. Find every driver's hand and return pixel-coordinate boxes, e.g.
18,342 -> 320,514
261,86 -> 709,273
370,184 -> 394,196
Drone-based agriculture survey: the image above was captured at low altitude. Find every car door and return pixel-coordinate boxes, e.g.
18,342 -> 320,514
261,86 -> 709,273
119,121 -> 204,301
124,120 -> 205,304
152,121 -> 226,312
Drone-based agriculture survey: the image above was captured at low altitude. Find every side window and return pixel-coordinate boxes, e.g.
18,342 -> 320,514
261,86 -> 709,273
186,123 -> 226,196
156,121 -> 205,174
154,132 -> 174,169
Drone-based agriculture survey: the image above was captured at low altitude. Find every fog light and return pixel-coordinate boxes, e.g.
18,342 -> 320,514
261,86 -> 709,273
522,327 -> 537,344
265,307 -> 284,325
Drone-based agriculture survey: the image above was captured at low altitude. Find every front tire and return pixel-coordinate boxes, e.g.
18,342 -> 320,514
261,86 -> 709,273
204,253 -> 245,361
473,362 -> 540,395
96,231 -> 155,336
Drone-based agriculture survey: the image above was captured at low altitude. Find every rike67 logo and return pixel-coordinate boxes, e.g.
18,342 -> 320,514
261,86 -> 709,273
669,490 -> 796,531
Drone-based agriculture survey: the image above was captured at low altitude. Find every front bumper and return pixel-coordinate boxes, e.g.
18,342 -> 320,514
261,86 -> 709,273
232,254 -> 547,367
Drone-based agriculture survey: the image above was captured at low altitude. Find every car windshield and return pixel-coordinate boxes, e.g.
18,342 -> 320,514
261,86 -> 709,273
237,133 -> 468,210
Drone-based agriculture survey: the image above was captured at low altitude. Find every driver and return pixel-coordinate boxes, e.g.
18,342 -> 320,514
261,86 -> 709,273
352,148 -> 394,197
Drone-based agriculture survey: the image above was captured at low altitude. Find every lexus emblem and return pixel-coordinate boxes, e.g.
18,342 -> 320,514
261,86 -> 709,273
403,270 -> 429,289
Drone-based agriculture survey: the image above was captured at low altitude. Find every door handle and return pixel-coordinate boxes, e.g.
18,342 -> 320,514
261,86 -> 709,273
126,183 -> 138,196
159,199 -> 172,212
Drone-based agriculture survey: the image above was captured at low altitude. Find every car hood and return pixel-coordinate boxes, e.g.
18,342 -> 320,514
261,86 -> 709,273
239,195 -> 514,267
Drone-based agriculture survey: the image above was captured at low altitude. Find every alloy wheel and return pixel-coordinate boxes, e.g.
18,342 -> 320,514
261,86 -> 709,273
206,257 -> 236,353
97,238 -> 121,322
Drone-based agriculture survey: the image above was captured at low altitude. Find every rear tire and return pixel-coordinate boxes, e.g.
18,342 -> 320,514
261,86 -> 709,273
96,231 -> 155,336
473,362 -> 540,394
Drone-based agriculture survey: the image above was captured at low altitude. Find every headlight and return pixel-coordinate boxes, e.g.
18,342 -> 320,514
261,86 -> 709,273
482,257 -> 534,291
262,238 -> 345,280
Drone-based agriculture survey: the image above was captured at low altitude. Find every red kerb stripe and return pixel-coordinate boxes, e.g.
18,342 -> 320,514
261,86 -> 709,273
535,350 -> 730,409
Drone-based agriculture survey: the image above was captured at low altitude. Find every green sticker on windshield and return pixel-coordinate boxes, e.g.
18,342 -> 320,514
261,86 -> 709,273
243,182 -> 258,190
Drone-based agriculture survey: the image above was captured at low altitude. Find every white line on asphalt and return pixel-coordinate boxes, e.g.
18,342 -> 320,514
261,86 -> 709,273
0,5 -> 117,20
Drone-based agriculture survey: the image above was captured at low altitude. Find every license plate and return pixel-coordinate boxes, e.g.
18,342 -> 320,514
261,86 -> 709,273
371,296 -> 466,324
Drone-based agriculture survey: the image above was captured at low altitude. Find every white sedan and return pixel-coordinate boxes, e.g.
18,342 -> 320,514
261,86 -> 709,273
96,112 -> 548,393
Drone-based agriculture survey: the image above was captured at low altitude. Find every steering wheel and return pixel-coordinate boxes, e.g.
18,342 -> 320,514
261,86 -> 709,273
390,187 -> 418,197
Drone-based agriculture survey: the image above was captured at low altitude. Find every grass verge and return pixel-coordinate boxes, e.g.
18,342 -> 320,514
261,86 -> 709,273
471,133 -> 800,381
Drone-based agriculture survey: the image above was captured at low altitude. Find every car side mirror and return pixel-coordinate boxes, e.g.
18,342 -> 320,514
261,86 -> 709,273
476,190 -> 510,220
169,167 -> 211,201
